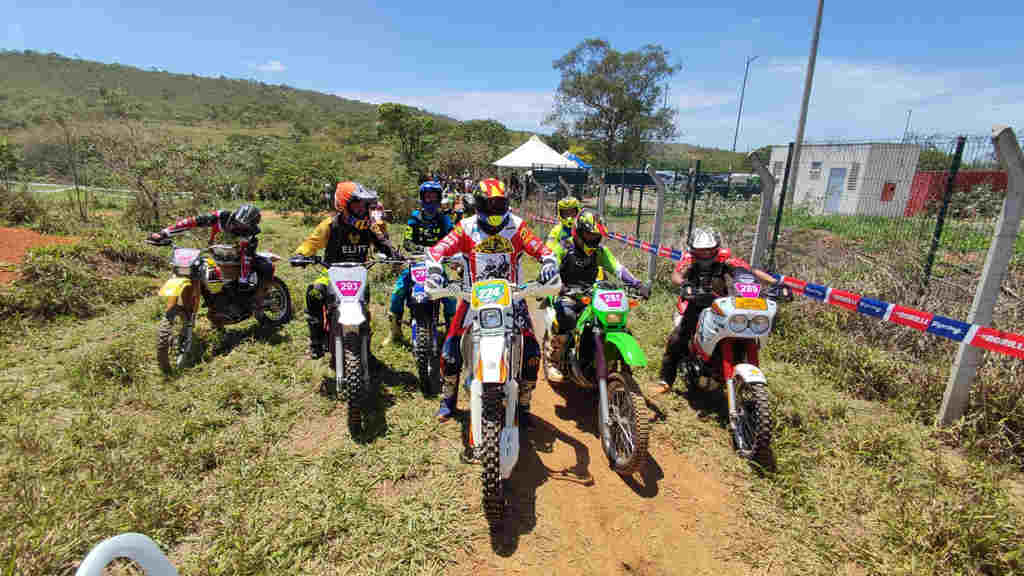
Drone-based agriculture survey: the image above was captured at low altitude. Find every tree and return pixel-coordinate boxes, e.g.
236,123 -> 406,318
377,103 -> 437,174
458,119 -> 508,161
0,137 -> 18,193
547,39 -> 680,168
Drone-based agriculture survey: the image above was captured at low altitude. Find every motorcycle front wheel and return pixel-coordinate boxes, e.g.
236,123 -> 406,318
733,378 -> 774,470
342,333 -> 368,439
481,388 -> 505,530
414,310 -> 437,396
606,371 -> 649,475
157,305 -> 195,374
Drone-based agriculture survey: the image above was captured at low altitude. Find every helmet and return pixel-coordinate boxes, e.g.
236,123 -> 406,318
557,196 -> 582,228
472,178 -> 509,234
335,181 -> 378,228
419,181 -> 443,218
440,195 -> 453,211
688,227 -> 720,264
572,209 -> 607,255
228,204 -> 261,236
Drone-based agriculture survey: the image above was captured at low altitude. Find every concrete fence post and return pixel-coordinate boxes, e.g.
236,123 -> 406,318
748,152 -> 776,270
647,166 -> 667,286
937,125 -> 1024,427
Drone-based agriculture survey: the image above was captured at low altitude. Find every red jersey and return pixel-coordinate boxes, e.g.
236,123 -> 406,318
427,213 -> 554,284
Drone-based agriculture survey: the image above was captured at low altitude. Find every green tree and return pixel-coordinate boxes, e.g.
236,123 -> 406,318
0,137 -> 18,193
547,38 -> 680,168
377,103 -> 437,174
458,119 -> 508,161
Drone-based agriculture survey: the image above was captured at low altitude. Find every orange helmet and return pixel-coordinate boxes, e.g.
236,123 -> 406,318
334,181 -> 378,228
472,178 -> 509,234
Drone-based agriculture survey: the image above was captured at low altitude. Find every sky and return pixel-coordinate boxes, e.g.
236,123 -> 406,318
3,0 -> 1023,151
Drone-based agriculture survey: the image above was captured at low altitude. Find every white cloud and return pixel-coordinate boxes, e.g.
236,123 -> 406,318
253,60 -> 286,73
336,90 -> 554,132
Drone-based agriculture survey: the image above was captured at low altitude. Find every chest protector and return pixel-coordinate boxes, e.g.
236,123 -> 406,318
559,244 -> 600,290
325,216 -> 374,264
410,214 -> 446,247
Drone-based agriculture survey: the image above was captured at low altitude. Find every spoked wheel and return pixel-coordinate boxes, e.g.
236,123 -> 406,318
256,277 -> 293,329
414,311 -> 437,396
481,388 -> 505,530
157,305 -> 195,375
606,370 -> 649,475
732,378 -> 774,470
342,333 -> 367,439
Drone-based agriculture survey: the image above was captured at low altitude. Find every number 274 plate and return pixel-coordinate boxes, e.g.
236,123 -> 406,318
735,297 -> 767,310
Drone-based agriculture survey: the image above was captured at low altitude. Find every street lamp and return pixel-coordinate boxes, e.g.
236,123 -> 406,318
732,55 -> 759,153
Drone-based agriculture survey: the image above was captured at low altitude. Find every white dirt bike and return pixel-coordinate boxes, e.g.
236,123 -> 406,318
291,253 -> 404,439
427,275 -> 561,529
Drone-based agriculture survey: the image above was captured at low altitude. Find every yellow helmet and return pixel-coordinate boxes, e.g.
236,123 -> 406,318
557,196 -> 582,228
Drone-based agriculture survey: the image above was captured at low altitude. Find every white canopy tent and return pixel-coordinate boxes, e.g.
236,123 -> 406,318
492,135 -> 578,169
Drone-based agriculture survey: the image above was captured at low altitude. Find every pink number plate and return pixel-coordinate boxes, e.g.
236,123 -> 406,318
735,282 -> 761,298
335,280 -> 362,297
411,267 -> 429,284
598,292 -> 624,308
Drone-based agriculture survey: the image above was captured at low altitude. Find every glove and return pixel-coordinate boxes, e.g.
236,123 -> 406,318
289,255 -> 308,267
680,284 -> 694,299
539,262 -> 558,285
634,283 -> 651,299
149,231 -> 168,242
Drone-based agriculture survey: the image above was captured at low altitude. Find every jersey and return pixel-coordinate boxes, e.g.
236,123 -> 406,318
161,210 -> 257,246
545,223 -> 573,252
552,243 -> 626,291
426,213 -> 554,285
674,246 -> 751,314
404,210 -> 453,251
295,214 -> 395,264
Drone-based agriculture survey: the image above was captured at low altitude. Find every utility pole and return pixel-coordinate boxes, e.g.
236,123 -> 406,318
903,109 -> 913,141
732,55 -> 759,153
788,0 -> 825,203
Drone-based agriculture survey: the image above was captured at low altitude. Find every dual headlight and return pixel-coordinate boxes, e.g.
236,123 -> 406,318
729,314 -> 771,334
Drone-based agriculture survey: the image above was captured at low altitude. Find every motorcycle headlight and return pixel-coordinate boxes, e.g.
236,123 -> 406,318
750,315 -> 771,334
479,308 -> 502,329
605,312 -> 623,325
728,314 -> 749,332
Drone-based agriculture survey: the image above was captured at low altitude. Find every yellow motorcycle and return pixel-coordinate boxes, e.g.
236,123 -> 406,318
147,233 -> 293,373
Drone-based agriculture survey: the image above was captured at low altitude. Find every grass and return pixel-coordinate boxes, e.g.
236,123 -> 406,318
1,210 -> 1021,575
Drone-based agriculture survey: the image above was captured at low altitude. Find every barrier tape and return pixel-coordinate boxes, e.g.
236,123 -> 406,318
519,210 -> 1024,360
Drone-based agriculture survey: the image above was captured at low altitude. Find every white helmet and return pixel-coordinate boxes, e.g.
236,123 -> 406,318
688,227 -> 720,262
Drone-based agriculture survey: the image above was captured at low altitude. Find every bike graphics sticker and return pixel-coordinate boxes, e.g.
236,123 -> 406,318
410,265 -> 429,284
596,291 -> 625,310
173,248 -> 200,266
335,280 -> 362,297
734,282 -> 761,298
472,280 -> 511,309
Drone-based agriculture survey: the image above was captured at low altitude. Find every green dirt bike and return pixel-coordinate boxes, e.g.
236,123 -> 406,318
543,281 -> 650,475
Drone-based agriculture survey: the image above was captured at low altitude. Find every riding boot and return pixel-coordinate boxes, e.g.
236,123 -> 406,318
306,313 -> 326,359
545,334 -> 568,383
518,381 -> 536,430
437,373 -> 459,422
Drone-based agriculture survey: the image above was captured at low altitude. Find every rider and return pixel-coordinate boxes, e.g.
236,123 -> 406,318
545,210 -> 650,383
545,196 -> 581,251
385,181 -> 456,345
291,181 -> 400,359
425,177 -> 559,427
148,204 -> 269,306
656,226 -> 778,394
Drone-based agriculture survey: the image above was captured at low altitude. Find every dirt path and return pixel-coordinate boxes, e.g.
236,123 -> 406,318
0,226 -> 77,284
453,306 -> 753,575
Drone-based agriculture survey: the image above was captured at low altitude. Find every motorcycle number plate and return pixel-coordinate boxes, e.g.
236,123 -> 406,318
735,297 -> 767,310
410,265 -> 429,284
335,280 -> 362,297
472,279 -> 510,309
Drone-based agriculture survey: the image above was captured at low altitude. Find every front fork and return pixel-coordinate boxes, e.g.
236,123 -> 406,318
593,327 -> 615,462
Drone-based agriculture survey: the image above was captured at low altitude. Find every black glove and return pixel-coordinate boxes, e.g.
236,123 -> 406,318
289,255 -> 309,267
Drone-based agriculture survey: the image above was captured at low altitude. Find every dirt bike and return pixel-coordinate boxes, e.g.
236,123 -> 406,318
146,232 -> 293,374
290,253 -> 405,438
405,252 -> 464,396
681,271 -> 791,468
427,275 -> 561,529
543,281 -> 650,474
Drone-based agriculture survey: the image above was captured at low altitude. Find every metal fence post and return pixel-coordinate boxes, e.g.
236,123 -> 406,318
687,160 -> 701,241
635,185 -> 645,237
748,152 -> 776,269
768,143 -> 795,273
922,136 -> 966,289
647,166 -> 667,286
938,126 -> 1024,427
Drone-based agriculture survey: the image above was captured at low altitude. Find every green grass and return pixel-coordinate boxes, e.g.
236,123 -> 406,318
1,213 -> 1021,575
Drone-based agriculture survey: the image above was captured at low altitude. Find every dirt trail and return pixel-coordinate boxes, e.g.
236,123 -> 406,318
453,306 -> 753,576
0,226 -> 77,284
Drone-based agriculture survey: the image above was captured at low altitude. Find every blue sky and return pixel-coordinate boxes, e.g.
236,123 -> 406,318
4,0 -> 1022,150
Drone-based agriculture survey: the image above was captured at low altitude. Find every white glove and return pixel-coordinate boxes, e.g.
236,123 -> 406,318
539,262 -> 559,285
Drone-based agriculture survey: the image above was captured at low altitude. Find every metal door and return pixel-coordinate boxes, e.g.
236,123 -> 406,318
825,167 -> 847,213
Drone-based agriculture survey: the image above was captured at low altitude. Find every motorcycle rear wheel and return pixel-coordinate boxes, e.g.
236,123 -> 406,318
607,371 -> 649,475
157,305 -> 194,375
256,277 -> 293,329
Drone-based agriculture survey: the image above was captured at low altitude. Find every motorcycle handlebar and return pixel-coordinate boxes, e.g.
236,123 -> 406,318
426,277 -> 562,301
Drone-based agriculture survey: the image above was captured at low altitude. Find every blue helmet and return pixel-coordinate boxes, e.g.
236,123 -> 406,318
419,181 -> 443,218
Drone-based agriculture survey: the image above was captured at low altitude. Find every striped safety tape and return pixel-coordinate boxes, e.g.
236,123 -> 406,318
519,210 -> 1024,360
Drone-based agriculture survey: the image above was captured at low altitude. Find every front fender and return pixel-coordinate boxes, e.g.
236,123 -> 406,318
158,277 -> 191,298
336,302 -> 366,326
605,332 -> 647,367
733,363 -> 767,385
